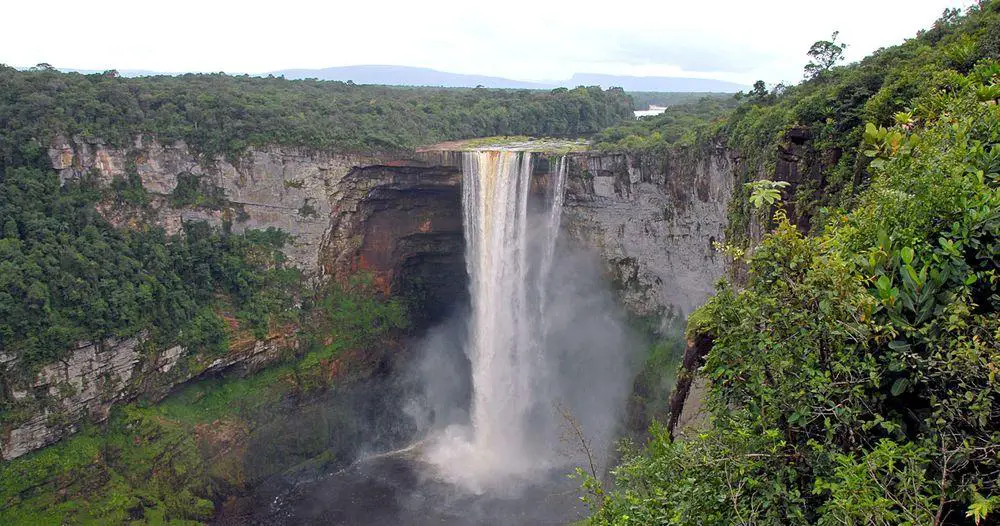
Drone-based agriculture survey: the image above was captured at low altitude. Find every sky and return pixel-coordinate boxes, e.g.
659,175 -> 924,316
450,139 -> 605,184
1,0 -> 975,86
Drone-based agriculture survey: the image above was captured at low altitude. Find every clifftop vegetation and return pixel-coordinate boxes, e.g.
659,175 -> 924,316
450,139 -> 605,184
0,68 -> 633,166
0,68 -> 633,374
588,2 -> 1000,524
592,95 -> 741,151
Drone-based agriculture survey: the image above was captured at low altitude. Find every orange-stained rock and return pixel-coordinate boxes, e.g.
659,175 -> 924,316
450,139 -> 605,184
323,164 -> 466,325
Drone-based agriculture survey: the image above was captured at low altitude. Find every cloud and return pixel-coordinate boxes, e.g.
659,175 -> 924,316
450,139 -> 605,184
0,0 -> 975,86
602,36 -> 770,74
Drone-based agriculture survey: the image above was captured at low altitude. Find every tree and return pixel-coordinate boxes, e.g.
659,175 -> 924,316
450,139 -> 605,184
3,218 -> 18,239
804,31 -> 847,79
746,80 -> 770,103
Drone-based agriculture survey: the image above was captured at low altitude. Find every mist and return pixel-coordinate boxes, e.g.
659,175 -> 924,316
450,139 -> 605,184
412,234 -> 641,488
227,152 -> 645,525
410,151 -> 643,500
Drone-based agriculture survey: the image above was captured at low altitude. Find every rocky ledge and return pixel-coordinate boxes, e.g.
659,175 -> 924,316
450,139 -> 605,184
1,329 -> 295,460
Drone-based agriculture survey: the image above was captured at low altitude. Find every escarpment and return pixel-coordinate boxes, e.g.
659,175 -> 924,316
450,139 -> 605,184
2,138 -> 469,460
3,134 -> 746,460
562,148 -> 735,326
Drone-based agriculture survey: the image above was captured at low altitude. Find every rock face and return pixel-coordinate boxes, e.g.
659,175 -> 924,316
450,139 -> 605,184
47,135 -> 736,326
0,329 -> 297,460
322,159 -> 466,325
563,148 -> 735,327
48,135 -> 393,273
667,334 -> 714,439
2,336 -> 144,460
7,136 -> 739,461
1,137 -> 470,461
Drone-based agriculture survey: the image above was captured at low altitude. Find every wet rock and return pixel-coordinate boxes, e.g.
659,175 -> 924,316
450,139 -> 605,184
562,149 -> 735,329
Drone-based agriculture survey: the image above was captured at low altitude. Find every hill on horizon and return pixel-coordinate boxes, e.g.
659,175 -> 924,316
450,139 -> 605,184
271,65 -> 748,92
53,64 -> 747,93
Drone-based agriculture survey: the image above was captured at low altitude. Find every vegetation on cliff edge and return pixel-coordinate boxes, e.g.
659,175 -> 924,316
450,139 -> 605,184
587,8 -> 1000,523
0,68 -> 633,165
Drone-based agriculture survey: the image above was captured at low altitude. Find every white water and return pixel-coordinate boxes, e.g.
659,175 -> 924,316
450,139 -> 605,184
425,150 -> 570,491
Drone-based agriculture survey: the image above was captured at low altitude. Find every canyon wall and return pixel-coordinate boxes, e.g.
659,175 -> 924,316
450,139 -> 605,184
46,134 -> 392,273
2,137 -> 462,460
2,137 -> 740,460
0,331 -> 293,460
563,147 -> 735,328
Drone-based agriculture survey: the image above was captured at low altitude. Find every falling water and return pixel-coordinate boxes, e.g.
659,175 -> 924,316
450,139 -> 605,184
245,147 -> 636,523
539,155 -> 568,313
425,149 -> 570,490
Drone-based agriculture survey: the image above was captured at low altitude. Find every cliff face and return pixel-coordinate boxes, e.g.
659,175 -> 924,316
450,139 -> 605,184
2,137 -> 464,461
4,137 -> 739,460
322,158 -> 466,325
563,148 -> 735,327
0,331 -> 292,460
47,135 -> 392,273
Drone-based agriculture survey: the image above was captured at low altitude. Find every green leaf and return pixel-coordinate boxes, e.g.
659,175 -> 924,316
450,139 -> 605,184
968,492 -> 994,525
888,340 -> 911,351
864,122 -> 878,143
877,230 -> 890,250
890,378 -> 909,396
900,247 -> 914,265
903,264 -> 922,288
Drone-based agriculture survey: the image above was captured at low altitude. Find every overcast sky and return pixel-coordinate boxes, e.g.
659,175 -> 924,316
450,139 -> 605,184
2,0 -> 974,86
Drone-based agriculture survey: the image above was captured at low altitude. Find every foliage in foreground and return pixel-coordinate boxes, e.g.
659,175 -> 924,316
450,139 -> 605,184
722,2 -> 1000,236
595,2 -> 1000,241
587,60 -> 999,525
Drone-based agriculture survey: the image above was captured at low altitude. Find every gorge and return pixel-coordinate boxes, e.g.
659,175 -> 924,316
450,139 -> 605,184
0,130 -> 731,523
4,5 -> 1000,523
246,146 -> 641,523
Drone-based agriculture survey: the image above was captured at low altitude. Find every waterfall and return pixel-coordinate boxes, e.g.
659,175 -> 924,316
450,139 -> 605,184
539,155 -> 567,314
425,149 -> 569,489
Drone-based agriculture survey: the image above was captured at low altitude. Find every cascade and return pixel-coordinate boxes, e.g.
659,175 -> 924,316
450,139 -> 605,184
426,149 -> 570,488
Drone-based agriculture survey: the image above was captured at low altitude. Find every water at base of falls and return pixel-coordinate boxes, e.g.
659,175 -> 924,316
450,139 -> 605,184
235,455 -> 584,526
420,149 -> 571,492
221,148 -> 635,525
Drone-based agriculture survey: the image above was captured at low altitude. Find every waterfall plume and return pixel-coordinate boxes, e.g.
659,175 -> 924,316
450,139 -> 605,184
421,148 -> 633,494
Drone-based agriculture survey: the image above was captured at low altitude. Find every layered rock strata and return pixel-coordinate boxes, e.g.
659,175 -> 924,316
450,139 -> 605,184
4,137 -> 740,459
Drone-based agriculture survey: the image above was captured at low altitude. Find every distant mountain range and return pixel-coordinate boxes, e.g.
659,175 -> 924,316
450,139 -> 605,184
59,64 -> 747,92
564,73 -> 746,92
271,65 -> 747,92
272,65 -> 549,89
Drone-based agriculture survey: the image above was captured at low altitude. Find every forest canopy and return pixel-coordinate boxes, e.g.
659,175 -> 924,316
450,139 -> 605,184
588,2 -> 1000,524
0,68 -> 633,167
